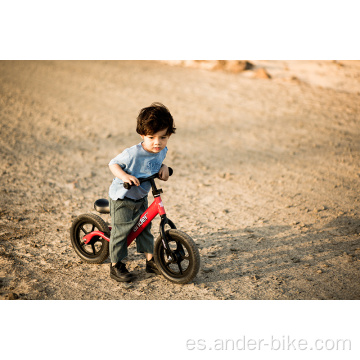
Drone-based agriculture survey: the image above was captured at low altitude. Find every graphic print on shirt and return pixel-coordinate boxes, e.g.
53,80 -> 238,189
141,159 -> 162,174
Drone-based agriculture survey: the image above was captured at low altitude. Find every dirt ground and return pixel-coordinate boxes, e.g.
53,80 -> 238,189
0,60 -> 359,300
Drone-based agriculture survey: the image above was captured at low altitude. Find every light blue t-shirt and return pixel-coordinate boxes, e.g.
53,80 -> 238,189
109,142 -> 168,200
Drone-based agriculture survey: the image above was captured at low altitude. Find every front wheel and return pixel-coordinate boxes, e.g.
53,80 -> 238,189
154,229 -> 200,284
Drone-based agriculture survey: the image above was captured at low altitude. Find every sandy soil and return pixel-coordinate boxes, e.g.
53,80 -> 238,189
0,60 -> 359,300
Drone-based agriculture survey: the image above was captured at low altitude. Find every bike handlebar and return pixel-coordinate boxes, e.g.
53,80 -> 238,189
123,167 -> 173,190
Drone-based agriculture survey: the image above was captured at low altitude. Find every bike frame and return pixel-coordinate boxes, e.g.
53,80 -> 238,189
83,188 -> 176,252
126,195 -> 166,246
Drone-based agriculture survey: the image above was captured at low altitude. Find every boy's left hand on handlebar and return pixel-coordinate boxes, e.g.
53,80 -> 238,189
158,164 -> 169,181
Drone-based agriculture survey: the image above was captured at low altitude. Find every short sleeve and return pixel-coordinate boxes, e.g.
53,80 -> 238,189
108,149 -> 130,169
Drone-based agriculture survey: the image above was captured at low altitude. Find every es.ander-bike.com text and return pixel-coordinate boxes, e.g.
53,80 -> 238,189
186,336 -> 352,352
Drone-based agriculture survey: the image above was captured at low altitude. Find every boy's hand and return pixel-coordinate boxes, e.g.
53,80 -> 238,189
122,174 -> 140,186
158,164 -> 169,181
109,164 -> 140,186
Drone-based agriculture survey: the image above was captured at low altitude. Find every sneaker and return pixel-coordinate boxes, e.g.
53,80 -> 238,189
110,262 -> 133,282
146,258 -> 161,275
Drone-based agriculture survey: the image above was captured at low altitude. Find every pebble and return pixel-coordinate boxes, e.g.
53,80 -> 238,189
317,269 -> 323,274
7,292 -> 19,300
221,172 -> 233,180
147,278 -> 159,284
202,268 -> 213,273
313,205 -> 328,213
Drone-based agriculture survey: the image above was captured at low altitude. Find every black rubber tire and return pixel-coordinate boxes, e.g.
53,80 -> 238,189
154,229 -> 200,284
70,213 -> 110,264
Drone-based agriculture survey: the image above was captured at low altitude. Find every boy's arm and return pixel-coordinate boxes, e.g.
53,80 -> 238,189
109,164 -> 140,186
158,164 -> 169,181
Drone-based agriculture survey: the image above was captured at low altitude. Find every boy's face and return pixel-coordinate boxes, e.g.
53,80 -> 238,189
141,128 -> 170,153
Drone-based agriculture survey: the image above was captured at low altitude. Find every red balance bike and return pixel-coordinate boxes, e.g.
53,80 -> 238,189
70,168 -> 200,284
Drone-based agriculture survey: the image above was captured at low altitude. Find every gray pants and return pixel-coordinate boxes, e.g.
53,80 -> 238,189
109,197 -> 154,263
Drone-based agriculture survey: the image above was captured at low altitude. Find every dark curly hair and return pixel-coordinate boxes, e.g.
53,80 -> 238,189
136,102 -> 176,136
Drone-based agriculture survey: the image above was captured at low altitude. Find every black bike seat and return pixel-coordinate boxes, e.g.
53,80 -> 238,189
94,199 -> 110,214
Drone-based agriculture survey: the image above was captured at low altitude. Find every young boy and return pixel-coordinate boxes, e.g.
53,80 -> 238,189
108,102 -> 176,282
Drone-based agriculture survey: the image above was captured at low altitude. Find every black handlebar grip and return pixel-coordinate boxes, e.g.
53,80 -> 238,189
123,167 -> 173,190
123,182 -> 131,190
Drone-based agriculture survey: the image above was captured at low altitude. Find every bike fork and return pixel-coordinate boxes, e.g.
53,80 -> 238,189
159,215 -> 187,274
159,215 -> 176,258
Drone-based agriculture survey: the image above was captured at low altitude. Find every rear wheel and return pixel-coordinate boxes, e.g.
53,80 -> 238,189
70,213 -> 109,263
154,229 -> 200,284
